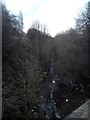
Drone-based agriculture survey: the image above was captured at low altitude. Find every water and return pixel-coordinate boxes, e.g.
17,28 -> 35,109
32,52 -> 61,118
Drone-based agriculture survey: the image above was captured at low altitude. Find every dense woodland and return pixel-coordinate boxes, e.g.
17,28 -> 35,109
2,1 -> 90,119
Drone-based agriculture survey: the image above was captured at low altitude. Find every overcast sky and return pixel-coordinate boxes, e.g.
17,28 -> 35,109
4,0 -> 89,37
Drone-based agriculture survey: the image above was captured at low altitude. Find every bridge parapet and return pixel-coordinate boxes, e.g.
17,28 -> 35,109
64,99 -> 90,119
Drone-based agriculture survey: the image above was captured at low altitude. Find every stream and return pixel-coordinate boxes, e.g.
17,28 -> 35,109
32,51 -> 61,119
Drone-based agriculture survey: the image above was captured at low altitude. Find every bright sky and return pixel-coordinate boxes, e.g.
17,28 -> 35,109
4,0 -> 89,37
